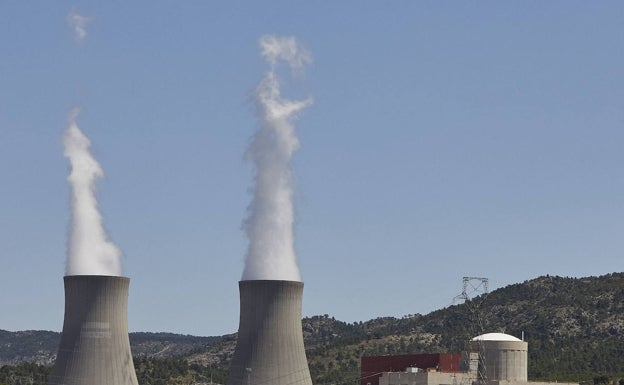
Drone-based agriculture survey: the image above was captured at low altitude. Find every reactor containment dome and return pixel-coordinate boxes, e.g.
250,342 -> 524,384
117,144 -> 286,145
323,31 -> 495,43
470,333 -> 528,382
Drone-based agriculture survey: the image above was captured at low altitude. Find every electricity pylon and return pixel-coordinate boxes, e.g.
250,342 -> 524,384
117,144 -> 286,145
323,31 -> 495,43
454,277 -> 489,385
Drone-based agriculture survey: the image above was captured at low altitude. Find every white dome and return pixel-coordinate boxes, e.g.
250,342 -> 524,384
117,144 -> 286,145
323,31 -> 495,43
472,332 -> 522,342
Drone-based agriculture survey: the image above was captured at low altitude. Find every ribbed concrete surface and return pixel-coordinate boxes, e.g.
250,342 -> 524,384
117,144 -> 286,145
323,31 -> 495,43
48,275 -> 139,385
470,340 -> 528,382
228,280 -> 313,385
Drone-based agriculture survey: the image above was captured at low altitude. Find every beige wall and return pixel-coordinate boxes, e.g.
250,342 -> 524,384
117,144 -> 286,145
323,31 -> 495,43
379,372 -> 578,385
379,371 -> 473,385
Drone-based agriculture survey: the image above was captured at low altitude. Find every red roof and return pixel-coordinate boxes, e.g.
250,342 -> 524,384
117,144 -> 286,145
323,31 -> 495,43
361,354 -> 462,385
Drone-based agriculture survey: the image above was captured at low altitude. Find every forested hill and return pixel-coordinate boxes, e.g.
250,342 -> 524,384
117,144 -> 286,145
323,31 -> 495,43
0,331 -> 221,366
2,273 -> 623,385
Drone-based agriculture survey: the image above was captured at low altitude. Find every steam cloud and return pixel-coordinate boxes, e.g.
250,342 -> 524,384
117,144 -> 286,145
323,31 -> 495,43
67,9 -> 90,43
64,108 -> 122,276
241,35 -> 313,282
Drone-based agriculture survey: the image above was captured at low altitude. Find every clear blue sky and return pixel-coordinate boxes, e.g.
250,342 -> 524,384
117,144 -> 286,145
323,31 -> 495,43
1,1 -> 623,336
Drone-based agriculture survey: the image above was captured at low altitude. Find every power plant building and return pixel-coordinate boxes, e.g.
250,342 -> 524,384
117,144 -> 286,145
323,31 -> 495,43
48,275 -> 139,385
363,333 -> 577,385
378,368 -> 474,385
361,354 -> 462,385
227,280 -> 313,385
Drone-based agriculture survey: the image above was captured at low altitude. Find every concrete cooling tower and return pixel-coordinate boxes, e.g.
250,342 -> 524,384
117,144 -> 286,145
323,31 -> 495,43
227,280 -> 313,385
48,275 -> 139,385
470,333 -> 528,382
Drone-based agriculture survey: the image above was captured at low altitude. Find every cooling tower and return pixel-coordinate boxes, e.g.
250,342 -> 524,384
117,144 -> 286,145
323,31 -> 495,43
48,275 -> 139,385
470,333 -> 528,382
227,280 -> 313,385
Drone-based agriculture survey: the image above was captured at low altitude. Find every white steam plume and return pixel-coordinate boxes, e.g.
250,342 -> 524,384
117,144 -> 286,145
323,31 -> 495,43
64,108 -> 122,276
67,9 -> 90,43
259,35 -> 312,70
241,35 -> 313,282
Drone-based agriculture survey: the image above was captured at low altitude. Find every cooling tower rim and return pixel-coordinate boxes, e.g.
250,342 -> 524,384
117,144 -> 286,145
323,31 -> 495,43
238,279 -> 304,290
63,274 -> 130,280
239,279 -> 303,284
